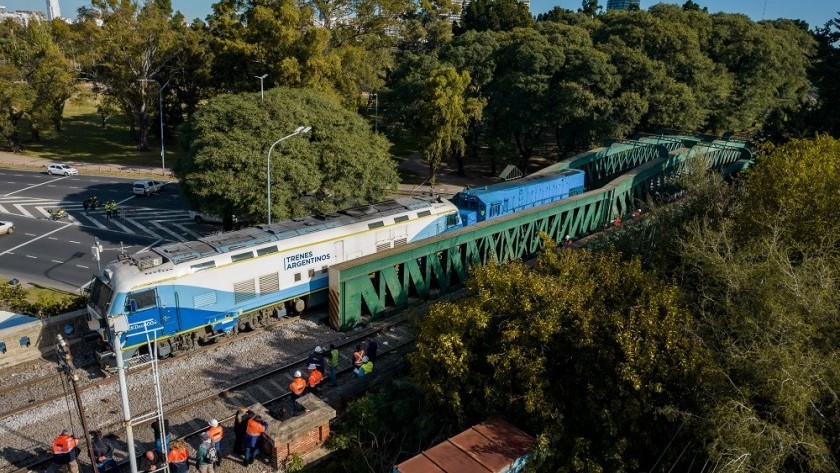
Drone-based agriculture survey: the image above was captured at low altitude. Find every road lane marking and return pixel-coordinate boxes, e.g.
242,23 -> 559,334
127,217 -> 163,239
173,223 -> 202,239
48,237 -> 58,240
139,239 -> 162,253
0,223 -> 72,256
51,260 -> 63,263
69,240 -> 80,244
4,176 -> 67,196
79,214 -> 108,230
26,255 -> 37,259
151,221 -> 186,241
75,264 -> 89,269
117,196 -> 136,205
13,204 -> 33,218
0,204 -> 8,213
109,219 -> 136,235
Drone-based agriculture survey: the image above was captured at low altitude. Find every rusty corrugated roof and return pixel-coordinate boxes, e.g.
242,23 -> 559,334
395,418 -> 534,473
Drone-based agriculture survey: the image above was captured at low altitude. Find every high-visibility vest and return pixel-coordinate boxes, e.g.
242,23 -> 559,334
361,361 -> 373,374
245,418 -> 265,436
52,435 -> 77,454
290,377 -> 307,395
207,425 -> 223,442
353,350 -> 365,366
168,446 -> 188,463
308,370 -> 323,387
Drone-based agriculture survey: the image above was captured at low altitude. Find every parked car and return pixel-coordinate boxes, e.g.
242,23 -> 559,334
0,221 -> 14,235
47,163 -> 78,176
133,180 -> 165,196
188,210 -> 238,224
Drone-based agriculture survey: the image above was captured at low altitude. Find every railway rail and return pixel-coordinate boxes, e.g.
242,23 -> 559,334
3,311 -> 416,473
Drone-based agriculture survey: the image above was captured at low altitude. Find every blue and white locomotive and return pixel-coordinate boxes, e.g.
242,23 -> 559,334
86,168 -> 587,366
86,196 -> 461,366
452,168 -> 585,225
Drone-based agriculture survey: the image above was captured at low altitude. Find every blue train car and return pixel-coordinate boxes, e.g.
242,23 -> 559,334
452,168 -> 585,226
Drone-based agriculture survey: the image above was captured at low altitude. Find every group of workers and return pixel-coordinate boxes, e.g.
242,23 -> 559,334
288,337 -> 379,413
51,335 -> 385,473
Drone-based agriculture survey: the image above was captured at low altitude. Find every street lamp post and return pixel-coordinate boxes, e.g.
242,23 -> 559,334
267,126 -> 311,225
255,74 -> 268,102
138,78 -> 171,176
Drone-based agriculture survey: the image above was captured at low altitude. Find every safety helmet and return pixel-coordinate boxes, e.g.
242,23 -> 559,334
208,419 -> 219,427
314,346 -> 323,353
294,371 -> 302,378
307,364 -> 317,370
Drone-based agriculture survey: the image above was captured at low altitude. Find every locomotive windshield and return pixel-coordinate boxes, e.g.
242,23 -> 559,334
88,277 -> 113,316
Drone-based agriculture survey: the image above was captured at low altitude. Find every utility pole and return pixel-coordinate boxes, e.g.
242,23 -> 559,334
255,74 -> 268,102
56,335 -> 99,473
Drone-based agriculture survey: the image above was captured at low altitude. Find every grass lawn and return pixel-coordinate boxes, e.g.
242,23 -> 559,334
20,100 -> 178,167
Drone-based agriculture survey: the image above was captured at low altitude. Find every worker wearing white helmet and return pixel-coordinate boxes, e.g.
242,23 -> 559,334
289,370 -> 307,414
206,419 -> 223,466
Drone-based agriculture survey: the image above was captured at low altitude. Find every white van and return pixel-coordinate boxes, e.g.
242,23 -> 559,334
133,180 -> 165,196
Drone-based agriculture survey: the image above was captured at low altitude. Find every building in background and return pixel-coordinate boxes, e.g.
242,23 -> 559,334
0,6 -> 43,25
46,0 -> 61,20
606,0 -> 640,10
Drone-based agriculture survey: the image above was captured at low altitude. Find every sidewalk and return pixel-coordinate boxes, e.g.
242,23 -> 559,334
0,150 -> 170,178
0,150 -> 500,195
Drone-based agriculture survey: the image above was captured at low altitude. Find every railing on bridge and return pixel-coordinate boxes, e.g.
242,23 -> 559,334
327,135 -> 753,330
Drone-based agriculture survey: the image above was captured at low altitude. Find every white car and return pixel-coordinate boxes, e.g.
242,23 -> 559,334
0,221 -> 14,235
47,164 -> 79,176
133,180 -> 166,196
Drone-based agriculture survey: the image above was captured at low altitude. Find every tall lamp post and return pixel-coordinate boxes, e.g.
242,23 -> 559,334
267,126 -> 311,224
255,74 -> 268,102
372,92 -> 378,134
138,78 -> 171,176
56,334 -> 99,473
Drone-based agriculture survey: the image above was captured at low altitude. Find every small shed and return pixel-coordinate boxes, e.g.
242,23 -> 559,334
394,418 -> 534,473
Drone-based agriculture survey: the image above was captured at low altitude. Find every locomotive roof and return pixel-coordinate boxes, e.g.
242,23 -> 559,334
149,196 -> 446,266
456,168 -> 583,199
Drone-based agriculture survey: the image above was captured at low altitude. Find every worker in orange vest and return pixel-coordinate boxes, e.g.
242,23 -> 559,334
307,363 -> 323,395
353,345 -> 366,367
613,215 -> 622,227
206,419 -> 223,466
167,439 -> 189,473
289,370 -> 307,414
52,429 -> 80,473
243,415 -> 267,466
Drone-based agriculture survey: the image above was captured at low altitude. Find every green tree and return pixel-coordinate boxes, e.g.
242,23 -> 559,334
810,14 -> 840,136
579,0 -> 600,17
736,135 -> 840,247
419,66 -> 483,181
412,246 -> 711,471
176,87 -> 398,227
456,0 -> 532,34
92,1 -> 179,151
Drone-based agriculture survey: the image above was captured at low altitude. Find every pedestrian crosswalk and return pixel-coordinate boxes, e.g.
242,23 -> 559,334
0,196 -> 206,242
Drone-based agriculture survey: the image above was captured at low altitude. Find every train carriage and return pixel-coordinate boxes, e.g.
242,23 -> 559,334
86,196 -> 461,367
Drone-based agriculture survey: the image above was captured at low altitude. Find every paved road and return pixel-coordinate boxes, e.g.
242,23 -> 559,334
0,169 -> 222,290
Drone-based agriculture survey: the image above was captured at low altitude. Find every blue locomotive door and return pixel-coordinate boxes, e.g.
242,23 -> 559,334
157,285 -> 180,337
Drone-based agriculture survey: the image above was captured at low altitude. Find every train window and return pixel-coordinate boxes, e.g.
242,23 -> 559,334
308,269 -> 315,278
63,324 -> 75,336
321,266 -> 328,274
417,210 -> 431,217
394,215 -> 409,223
191,261 -> 216,272
20,336 -> 30,348
368,221 -> 384,229
295,273 -> 302,282
257,246 -> 278,256
446,214 -> 458,227
127,288 -> 156,312
490,203 -> 501,217
0,341 -> 6,354
231,251 -> 254,262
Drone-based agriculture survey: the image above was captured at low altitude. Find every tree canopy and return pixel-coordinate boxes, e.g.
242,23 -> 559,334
175,87 -> 397,226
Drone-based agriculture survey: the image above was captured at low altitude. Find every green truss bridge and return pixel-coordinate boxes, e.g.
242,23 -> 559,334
328,133 -> 753,330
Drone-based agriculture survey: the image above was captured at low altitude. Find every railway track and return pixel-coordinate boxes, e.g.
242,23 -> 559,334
3,312 -> 416,473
